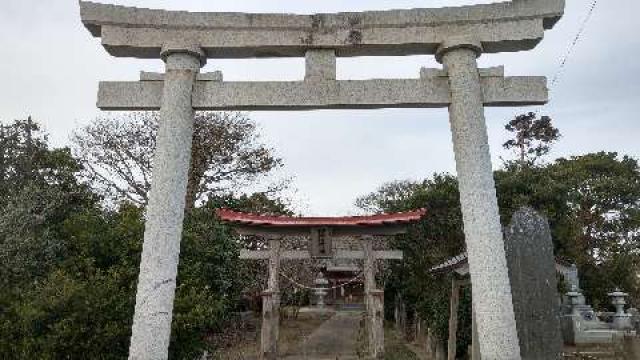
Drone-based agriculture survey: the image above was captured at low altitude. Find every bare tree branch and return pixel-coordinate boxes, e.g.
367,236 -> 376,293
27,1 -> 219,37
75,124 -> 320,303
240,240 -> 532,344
72,112 -> 282,209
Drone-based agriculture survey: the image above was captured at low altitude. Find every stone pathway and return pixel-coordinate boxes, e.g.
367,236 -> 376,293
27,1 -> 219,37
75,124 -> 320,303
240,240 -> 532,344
282,311 -> 363,360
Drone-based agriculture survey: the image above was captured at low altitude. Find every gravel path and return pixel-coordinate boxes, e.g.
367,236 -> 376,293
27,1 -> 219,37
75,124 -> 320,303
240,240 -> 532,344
282,311 -> 363,360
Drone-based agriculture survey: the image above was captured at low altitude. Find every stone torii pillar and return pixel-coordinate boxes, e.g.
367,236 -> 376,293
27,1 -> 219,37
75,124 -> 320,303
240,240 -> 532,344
436,38 -> 521,359
362,237 -> 385,358
237,238 -> 285,360
261,237 -> 281,360
128,44 -> 205,360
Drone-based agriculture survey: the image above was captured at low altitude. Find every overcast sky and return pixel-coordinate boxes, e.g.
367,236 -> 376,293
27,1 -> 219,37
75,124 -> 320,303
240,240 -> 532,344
1,0 -> 638,215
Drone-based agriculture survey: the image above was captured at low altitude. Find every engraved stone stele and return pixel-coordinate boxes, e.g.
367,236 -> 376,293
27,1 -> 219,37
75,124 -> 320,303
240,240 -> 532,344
79,1 -> 566,359
504,207 -> 563,360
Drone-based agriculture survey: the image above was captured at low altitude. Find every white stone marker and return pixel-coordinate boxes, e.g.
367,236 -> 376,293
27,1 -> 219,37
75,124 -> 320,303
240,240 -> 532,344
128,45 -> 205,360
437,38 -> 521,359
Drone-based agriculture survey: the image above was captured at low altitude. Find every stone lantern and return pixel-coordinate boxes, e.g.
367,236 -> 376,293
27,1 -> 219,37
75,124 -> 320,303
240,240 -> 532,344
566,286 -> 585,316
314,272 -> 329,309
608,288 -> 633,330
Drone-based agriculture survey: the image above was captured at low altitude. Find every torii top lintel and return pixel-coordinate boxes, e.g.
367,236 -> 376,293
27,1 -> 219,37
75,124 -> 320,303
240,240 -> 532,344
216,208 -> 426,237
80,0 -> 564,59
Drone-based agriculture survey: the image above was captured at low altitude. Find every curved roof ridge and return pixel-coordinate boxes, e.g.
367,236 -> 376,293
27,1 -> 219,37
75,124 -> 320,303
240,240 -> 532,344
216,208 -> 426,227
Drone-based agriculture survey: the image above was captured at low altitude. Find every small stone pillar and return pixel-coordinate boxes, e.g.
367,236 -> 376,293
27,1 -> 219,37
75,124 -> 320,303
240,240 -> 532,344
608,288 -> 633,330
128,44 -> 205,360
261,290 -> 279,360
436,37 -> 521,360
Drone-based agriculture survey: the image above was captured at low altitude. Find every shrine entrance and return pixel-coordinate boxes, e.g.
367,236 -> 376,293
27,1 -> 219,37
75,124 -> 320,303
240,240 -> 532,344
217,208 -> 425,359
79,1 -> 565,359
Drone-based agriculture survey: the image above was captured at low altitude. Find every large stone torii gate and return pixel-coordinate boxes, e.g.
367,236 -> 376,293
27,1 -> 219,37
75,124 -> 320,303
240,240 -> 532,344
79,1 -> 565,359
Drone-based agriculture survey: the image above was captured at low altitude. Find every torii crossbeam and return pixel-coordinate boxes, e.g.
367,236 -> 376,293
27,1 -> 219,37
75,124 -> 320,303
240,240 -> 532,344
79,1 -> 565,359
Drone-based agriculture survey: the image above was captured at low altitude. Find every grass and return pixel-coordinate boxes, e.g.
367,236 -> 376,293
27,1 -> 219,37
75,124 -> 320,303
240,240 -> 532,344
384,325 -> 420,360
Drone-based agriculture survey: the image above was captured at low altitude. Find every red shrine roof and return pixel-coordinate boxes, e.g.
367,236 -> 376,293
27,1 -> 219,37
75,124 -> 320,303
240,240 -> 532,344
216,208 -> 426,228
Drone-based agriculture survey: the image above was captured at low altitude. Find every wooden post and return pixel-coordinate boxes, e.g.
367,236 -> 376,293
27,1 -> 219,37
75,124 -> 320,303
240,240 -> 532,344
448,278 -> 461,360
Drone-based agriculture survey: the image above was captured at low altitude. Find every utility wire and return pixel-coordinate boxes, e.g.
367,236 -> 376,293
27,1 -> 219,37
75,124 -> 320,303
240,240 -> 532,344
526,0 -> 599,116
549,0 -> 600,94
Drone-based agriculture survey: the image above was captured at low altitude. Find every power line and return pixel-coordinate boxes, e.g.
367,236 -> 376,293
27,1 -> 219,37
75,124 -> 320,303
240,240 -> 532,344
549,0 -> 600,93
524,0 -> 599,116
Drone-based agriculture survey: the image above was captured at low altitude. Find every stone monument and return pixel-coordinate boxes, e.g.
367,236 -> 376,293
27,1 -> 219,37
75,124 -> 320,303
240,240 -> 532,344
504,207 -> 564,360
79,1 -> 566,359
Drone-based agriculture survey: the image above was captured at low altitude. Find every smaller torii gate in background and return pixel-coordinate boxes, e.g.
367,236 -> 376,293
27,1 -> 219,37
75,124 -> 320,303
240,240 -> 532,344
217,208 -> 426,359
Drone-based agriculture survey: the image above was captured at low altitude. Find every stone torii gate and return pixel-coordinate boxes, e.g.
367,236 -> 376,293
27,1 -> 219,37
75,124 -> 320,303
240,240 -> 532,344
217,208 -> 424,359
79,1 -> 565,359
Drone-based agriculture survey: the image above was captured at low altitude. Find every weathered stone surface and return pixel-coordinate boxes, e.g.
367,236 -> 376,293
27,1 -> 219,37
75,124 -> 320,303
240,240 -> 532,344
441,41 -> 521,359
505,207 -> 563,360
305,49 -> 336,81
128,51 -> 202,360
97,76 -> 548,111
140,71 -> 222,82
260,291 -> 279,360
369,290 -> 385,358
80,0 -> 564,59
420,66 -> 504,79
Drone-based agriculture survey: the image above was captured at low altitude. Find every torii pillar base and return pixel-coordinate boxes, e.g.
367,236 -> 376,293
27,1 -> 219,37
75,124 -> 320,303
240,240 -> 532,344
260,290 -> 279,360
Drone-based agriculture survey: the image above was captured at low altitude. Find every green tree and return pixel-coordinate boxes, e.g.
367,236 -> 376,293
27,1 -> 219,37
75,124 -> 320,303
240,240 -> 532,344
503,112 -> 560,166
0,117 -> 94,290
547,153 -> 640,305
0,117 -> 81,206
358,153 -> 640,354
356,175 -> 465,345
1,117 -> 284,359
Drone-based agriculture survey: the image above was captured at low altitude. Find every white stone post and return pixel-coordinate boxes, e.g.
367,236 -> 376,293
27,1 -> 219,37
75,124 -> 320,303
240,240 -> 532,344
128,44 -> 205,360
436,38 -> 521,359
